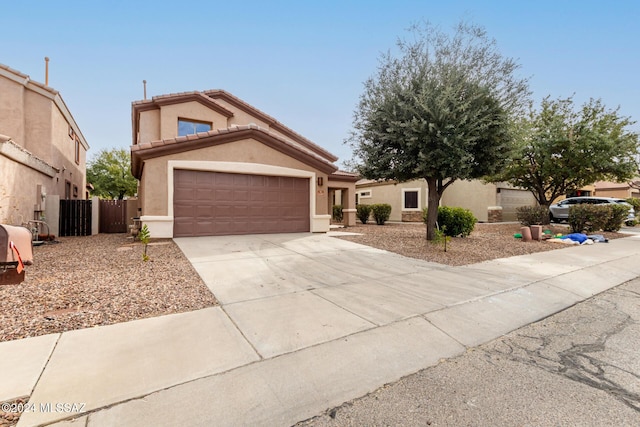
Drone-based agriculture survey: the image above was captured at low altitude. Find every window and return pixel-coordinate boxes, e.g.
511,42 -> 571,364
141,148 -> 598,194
402,189 -> 420,210
73,185 -> 78,199
359,190 -> 372,199
178,118 -> 212,136
75,137 -> 80,164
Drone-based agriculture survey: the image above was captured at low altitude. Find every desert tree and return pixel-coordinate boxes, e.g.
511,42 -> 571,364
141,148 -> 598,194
86,148 -> 138,200
348,22 -> 530,239
491,96 -> 639,206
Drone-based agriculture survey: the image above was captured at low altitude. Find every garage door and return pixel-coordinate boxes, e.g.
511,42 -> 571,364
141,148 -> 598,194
173,170 -> 310,237
499,189 -> 537,222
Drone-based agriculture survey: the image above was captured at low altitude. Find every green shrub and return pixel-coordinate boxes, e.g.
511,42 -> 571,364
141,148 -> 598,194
603,204 -> 629,232
370,203 -> 392,225
332,204 -> 343,222
516,205 -> 550,226
568,204 -> 627,233
423,206 -> 477,237
356,204 -> 372,224
625,197 -> 640,211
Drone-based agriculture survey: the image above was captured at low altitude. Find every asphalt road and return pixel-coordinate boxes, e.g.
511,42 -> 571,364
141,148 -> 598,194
299,277 -> 640,426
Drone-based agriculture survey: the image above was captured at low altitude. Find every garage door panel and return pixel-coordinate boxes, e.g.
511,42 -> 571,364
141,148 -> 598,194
174,170 -> 310,237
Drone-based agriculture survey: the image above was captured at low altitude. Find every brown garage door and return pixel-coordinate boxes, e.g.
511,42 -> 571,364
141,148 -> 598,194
173,170 -> 310,237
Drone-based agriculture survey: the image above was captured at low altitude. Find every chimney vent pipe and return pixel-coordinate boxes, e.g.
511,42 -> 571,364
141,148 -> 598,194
44,57 -> 50,86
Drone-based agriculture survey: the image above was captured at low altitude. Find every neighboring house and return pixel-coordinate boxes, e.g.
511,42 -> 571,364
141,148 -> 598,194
594,180 -> 640,199
355,179 -> 536,222
0,63 -> 89,229
130,90 -> 357,238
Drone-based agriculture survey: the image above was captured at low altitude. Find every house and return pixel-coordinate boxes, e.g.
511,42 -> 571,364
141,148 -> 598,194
0,63 -> 89,232
594,180 -> 640,199
130,90 -> 357,238
355,179 -> 536,222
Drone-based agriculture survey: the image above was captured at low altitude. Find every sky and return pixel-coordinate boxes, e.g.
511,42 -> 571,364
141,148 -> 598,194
2,0 -> 639,167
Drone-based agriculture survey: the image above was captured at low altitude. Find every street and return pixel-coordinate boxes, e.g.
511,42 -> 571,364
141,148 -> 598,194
300,277 -> 640,426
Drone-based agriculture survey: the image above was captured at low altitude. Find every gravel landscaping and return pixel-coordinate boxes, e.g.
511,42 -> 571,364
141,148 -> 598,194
333,222 -> 628,266
0,234 -> 217,342
0,224 -> 629,344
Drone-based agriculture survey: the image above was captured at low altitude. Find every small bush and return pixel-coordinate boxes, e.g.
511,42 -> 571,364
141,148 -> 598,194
603,204 -> 629,232
423,206 -> 477,237
370,203 -> 392,225
516,205 -> 550,226
625,197 -> 640,211
568,204 -> 627,233
332,204 -> 343,223
356,204 -> 372,224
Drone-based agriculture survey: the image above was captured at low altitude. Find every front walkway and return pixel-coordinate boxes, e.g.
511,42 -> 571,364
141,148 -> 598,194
3,233 -> 640,426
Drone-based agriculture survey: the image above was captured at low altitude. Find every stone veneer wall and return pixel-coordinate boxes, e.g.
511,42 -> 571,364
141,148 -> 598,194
401,211 -> 423,222
487,206 -> 503,223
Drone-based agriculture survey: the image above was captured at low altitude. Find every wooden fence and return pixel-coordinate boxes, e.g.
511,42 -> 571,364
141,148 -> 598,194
59,200 -> 92,236
99,199 -> 129,233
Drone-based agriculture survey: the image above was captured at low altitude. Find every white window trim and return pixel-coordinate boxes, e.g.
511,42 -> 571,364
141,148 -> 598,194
401,188 -> 421,211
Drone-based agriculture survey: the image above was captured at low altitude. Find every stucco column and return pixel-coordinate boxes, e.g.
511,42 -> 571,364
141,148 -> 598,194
342,187 -> 356,226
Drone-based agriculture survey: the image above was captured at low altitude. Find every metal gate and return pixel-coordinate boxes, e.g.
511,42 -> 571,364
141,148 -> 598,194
99,200 -> 128,233
59,200 -> 92,236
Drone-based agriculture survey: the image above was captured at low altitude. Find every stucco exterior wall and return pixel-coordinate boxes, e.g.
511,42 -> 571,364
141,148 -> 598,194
139,138 -> 328,218
357,179 -> 428,222
442,180 -> 498,222
159,102 -> 230,140
138,109 -> 161,144
0,77 -> 25,144
0,65 -> 88,225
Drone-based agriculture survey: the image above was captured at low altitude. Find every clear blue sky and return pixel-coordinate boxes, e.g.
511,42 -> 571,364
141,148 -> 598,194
2,0 -> 638,167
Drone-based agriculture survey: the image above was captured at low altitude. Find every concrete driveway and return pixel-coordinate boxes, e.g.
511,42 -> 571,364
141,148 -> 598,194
11,232 -> 640,426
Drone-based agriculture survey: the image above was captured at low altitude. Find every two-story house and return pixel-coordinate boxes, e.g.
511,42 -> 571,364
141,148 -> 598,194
131,90 -> 357,238
0,63 -> 89,228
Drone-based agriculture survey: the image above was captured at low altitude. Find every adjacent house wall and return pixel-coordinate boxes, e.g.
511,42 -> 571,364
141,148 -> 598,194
0,64 -> 88,226
442,180 -> 498,222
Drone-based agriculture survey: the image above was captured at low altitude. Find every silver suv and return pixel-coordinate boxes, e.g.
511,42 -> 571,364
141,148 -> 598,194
549,196 -> 636,224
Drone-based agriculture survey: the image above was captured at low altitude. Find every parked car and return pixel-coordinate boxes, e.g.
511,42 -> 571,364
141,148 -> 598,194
549,196 -> 636,224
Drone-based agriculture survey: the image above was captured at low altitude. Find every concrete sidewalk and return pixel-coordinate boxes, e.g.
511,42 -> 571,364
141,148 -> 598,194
4,233 -> 640,426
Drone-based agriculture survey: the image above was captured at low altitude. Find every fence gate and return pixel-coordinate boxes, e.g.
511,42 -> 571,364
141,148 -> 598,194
59,200 -> 92,237
99,199 -> 128,233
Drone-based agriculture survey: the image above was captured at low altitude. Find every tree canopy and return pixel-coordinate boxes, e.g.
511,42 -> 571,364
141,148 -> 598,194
86,148 -> 138,200
491,96 -> 639,206
348,22 -> 530,239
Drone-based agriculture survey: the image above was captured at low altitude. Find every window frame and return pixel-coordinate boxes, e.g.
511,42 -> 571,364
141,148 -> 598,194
178,118 -> 213,137
358,189 -> 372,199
402,188 -> 421,211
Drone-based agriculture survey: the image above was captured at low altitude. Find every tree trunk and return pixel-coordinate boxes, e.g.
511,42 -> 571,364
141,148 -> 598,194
425,177 -> 441,240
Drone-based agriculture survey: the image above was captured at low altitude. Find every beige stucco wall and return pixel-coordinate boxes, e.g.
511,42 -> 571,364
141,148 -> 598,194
357,179 -> 428,222
138,109 -> 161,144
442,180 -> 498,222
0,69 -> 88,224
159,102 -> 230,140
140,138 -> 328,217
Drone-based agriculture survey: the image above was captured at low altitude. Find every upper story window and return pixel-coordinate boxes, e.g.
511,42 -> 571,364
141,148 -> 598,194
178,118 -> 212,136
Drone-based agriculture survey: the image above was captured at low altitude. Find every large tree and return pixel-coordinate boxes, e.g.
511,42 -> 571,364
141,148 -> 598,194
492,96 -> 639,206
348,22 -> 530,239
86,148 -> 138,200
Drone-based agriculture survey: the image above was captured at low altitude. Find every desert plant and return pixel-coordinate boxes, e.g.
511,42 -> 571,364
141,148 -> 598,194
430,225 -> 452,252
568,204 -> 627,233
370,204 -> 392,225
356,204 -> 372,224
516,205 -> 550,226
332,205 -> 344,223
602,204 -> 629,232
138,224 -> 151,261
424,206 -> 476,237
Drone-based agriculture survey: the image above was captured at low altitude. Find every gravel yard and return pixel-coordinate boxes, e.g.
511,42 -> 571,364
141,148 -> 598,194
0,234 -> 217,342
0,224 -> 628,344
334,222 -> 628,266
